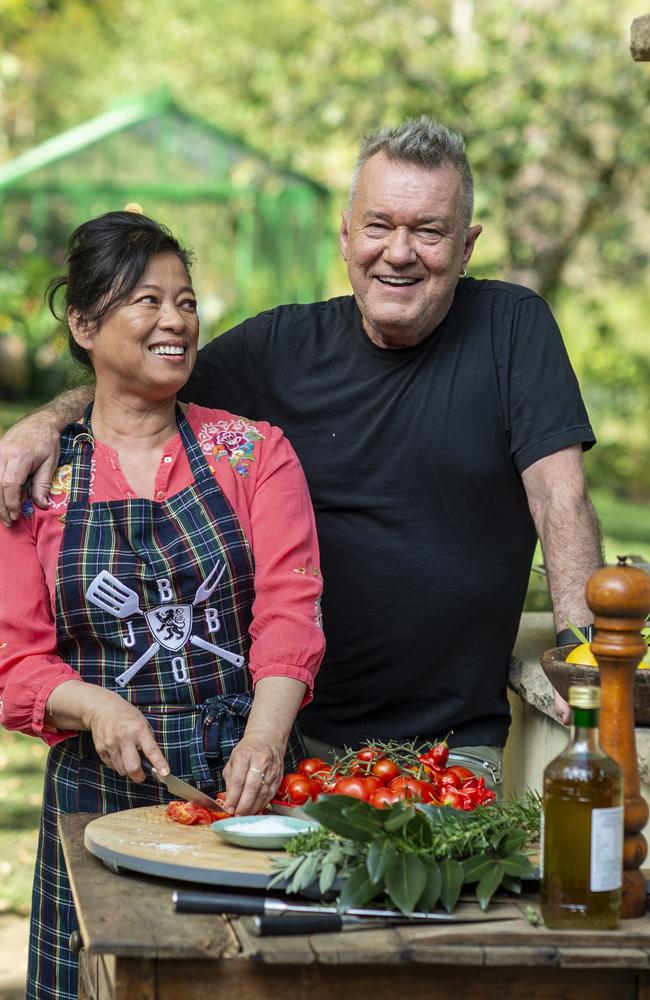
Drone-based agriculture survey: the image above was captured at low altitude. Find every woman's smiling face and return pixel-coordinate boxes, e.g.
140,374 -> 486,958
72,252 -> 199,401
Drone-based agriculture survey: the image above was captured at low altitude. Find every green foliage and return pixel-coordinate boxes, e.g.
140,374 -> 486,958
0,261 -> 80,402
270,792 -> 540,915
0,728 -> 46,916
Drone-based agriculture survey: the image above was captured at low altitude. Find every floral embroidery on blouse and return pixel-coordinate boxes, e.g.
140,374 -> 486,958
21,498 -> 34,518
47,464 -> 72,511
198,417 -> 264,477
46,459 -> 96,513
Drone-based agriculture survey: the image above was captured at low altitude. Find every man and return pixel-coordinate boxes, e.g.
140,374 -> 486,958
0,117 -> 602,777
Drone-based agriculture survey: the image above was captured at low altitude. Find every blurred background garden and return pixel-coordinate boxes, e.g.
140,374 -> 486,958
0,0 -> 649,927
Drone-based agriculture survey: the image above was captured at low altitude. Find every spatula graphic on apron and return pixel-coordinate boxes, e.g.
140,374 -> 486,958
85,569 -> 245,687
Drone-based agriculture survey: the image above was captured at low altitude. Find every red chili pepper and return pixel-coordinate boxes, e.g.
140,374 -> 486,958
417,741 -> 449,772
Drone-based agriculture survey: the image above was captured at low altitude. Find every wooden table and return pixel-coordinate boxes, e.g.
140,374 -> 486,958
61,814 -> 650,1000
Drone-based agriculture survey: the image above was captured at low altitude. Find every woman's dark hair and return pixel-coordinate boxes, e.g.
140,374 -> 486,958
46,211 -> 194,370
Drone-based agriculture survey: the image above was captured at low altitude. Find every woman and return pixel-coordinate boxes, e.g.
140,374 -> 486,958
0,211 -> 324,1000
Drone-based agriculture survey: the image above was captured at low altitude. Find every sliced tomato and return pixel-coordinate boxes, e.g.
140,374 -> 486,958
166,800 -> 213,825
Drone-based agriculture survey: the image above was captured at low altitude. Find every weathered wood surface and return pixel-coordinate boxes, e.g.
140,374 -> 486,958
62,813 -> 650,970
60,813 -> 237,959
82,804 -> 284,887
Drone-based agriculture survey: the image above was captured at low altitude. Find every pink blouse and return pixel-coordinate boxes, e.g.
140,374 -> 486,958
0,404 -> 324,744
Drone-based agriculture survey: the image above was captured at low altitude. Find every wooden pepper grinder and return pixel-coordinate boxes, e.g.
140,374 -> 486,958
587,557 -> 650,918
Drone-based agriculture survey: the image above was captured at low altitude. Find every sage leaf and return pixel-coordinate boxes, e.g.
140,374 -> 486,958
305,796 -> 378,841
384,806 -> 415,833
439,858 -> 464,913
476,863 -> 505,910
501,854 -> 535,878
339,865 -> 380,910
293,854 -> 321,893
267,855 -> 307,890
319,860 -> 338,895
501,874 -> 522,894
341,800 -> 386,836
419,860 -> 442,912
385,853 -> 427,915
366,838 -> 397,883
462,855 -> 496,883
494,829 -> 527,856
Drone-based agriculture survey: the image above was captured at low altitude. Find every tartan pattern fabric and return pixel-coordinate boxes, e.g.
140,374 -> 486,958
28,408 -> 304,1000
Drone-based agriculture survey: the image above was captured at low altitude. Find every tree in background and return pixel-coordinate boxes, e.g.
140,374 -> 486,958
1,0 -> 649,497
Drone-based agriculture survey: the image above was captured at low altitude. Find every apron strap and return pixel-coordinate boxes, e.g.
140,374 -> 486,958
191,693 -> 254,786
176,406 -> 216,484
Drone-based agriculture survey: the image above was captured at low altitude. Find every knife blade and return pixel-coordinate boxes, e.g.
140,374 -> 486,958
172,890 -> 518,923
140,758 -> 227,811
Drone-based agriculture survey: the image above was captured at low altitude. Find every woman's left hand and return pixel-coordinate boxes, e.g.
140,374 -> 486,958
222,676 -> 308,814
222,734 -> 285,815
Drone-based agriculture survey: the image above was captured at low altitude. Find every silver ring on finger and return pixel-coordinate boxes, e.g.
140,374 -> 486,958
248,766 -> 267,783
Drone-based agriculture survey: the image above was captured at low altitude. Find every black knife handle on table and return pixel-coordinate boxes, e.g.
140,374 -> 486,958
251,914 -> 344,936
172,890 -> 265,915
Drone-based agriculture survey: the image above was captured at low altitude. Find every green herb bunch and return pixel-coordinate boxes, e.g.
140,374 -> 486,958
270,792 -> 540,915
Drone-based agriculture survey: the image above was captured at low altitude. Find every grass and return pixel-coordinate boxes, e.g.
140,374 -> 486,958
0,730 -> 46,915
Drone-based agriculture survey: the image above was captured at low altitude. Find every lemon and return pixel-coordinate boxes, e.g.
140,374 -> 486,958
565,643 -> 598,666
565,642 -> 649,669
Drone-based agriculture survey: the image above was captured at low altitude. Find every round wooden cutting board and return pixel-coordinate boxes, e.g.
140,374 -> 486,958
84,805 -> 285,888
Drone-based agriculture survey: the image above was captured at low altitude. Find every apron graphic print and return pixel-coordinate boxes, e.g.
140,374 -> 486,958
85,560 -> 245,688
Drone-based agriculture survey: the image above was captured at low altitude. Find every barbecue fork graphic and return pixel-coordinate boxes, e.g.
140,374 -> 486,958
85,564 -> 245,687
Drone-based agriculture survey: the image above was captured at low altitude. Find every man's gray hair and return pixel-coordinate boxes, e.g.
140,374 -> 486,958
348,116 -> 474,229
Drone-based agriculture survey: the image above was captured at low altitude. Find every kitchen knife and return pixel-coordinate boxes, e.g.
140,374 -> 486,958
140,758 -> 227,811
172,890 -> 518,923
249,914 -> 380,935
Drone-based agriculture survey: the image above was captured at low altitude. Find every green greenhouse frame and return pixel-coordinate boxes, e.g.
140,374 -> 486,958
0,91 -> 331,334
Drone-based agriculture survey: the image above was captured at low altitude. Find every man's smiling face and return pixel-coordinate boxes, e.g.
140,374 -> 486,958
340,152 -> 481,348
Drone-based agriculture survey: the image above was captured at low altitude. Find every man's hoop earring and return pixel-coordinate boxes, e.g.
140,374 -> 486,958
460,269 -> 467,278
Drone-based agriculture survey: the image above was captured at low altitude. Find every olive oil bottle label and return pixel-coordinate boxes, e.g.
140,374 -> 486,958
590,806 -> 624,892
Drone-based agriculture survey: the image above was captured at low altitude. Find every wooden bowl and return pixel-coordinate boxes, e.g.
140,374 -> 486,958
540,646 -> 650,725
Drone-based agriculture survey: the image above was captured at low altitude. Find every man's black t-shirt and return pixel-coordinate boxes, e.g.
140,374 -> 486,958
181,279 -> 595,748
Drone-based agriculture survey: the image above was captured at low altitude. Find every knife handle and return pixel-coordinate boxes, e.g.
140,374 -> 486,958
172,890 -> 265,915
251,915 -> 343,936
140,756 -> 154,776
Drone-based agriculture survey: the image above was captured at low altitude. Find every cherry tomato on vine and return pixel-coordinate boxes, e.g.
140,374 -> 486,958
368,787 -> 401,809
370,758 -> 401,784
354,747 -> 382,762
298,757 -> 328,778
446,765 -> 476,782
418,781 -> 440,804
310,767 -> 337,791
333,776 -> 371,800
389,775 -> 426,800
277,773 -> 319,805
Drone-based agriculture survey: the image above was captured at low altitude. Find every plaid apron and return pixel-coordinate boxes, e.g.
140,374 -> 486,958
27,408 -> 304,999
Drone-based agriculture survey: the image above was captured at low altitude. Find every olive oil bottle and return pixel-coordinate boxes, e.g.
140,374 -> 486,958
541,685 -> 623,929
